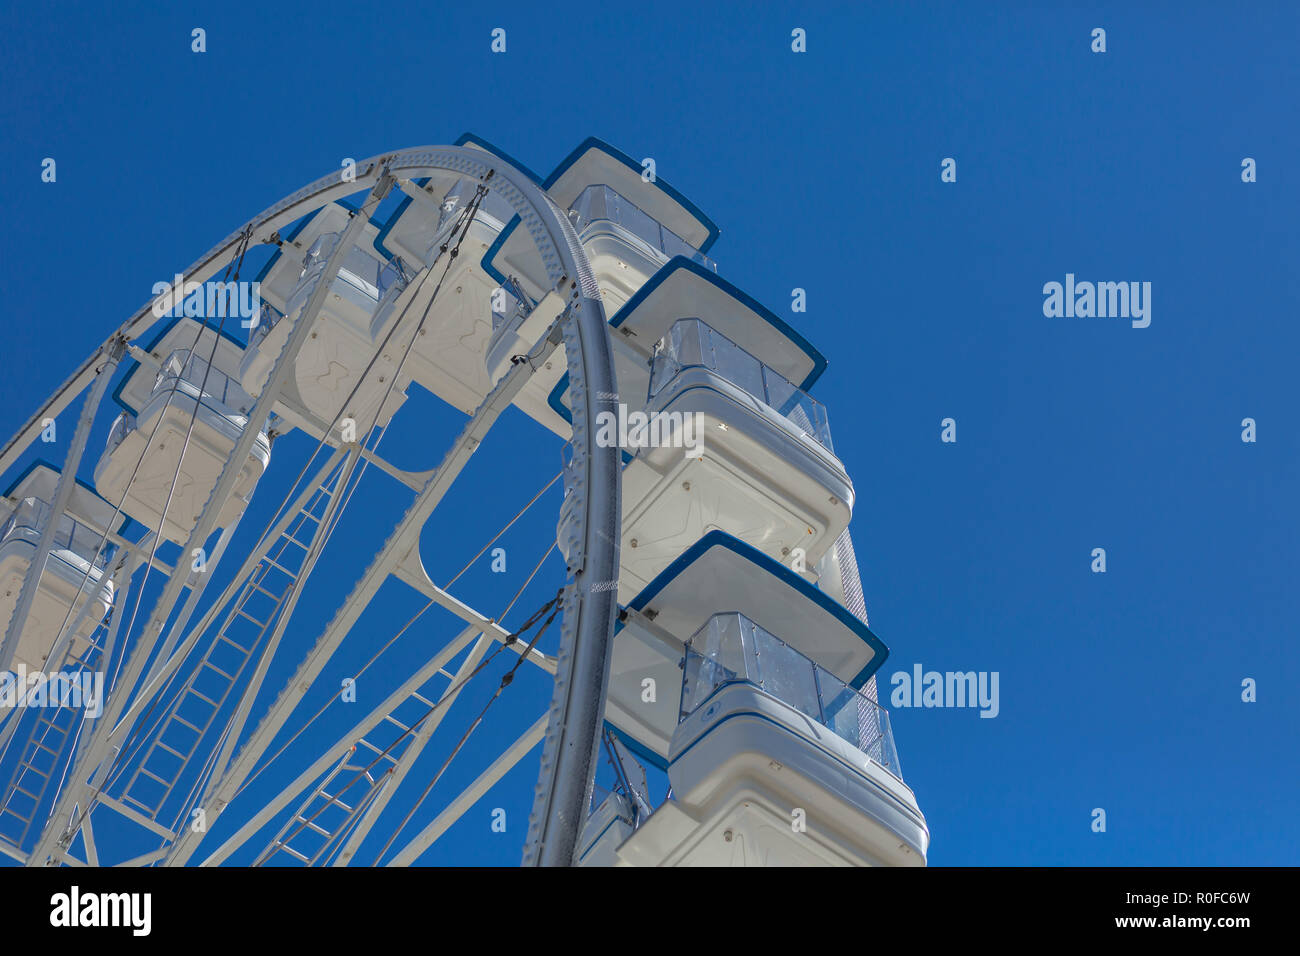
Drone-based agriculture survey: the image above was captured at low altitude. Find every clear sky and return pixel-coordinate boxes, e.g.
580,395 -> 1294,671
2,1 -> 1297,866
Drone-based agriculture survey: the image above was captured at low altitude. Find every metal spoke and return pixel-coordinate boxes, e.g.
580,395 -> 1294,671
0,144 -> 620,869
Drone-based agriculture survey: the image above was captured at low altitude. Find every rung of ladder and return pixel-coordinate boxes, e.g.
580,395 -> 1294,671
217,634 -> 253,656
154,741 -> 188,761
295,816 -> 331,838
235,609 -> 268,629
274,843 -> 311,864
318,791 -> 353,813
119,793 -> 152,813
250,583 -> 282,602
200,660 -> 236,683
356,738 -> 399,765
170,715 -> 202,735
261,557 -> 298,580
187,688 -> 219,709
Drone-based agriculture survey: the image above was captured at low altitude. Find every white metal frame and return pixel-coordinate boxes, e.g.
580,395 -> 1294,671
0,145 -> 622,867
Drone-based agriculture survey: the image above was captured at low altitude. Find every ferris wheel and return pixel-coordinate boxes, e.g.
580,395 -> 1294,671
0,135 -> 927,868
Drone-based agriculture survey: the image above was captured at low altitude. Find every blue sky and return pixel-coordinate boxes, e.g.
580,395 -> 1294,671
2,1 -> 1297,865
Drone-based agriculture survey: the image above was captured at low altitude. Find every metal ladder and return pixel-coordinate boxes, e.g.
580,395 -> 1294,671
0,621 -> 110,852
253,682 -> 451,866
112,465 -> 345,829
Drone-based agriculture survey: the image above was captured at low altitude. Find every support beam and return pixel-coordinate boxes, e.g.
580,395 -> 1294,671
79,816 -> 99,867
396,178 -> 448,216
0,156 -> 399,480
138,446 -> 348,699
139,522 -> 237,690
166,338 -> 554,866
267,394 -> 432,491
522,290 -> 623,865
28,177 -> 392,867
0,838 -> 27,865
0,543 -> 137,756
6,145 -> 621,868
0,367 -> 99,482
183,448 -> 362,833
0,338 -> 122,671
391,562 -> 555,673
387,714 -> 546,866
95,794 -> 177,842
195,623 -> 484,867
332,632 -> 494,866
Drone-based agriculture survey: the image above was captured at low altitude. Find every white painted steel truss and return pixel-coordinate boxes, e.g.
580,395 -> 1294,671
0,145 -> 622,867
